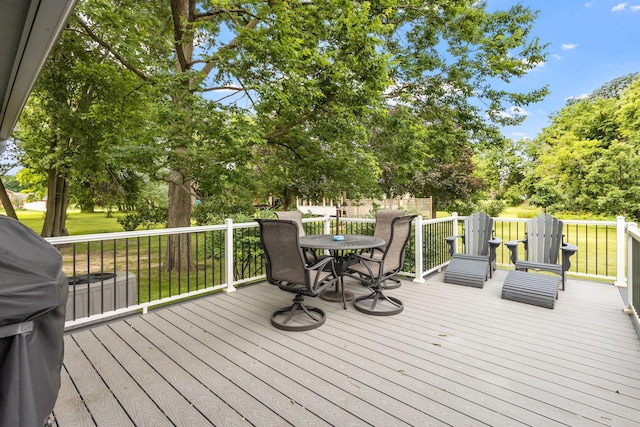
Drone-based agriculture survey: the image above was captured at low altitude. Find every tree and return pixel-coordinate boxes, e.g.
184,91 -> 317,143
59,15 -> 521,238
69,0 -> 394,268
366,2 -> 548,213
474,137 -> 532,206
0,140 -> 21,219
526,74 -> 640,219
70,0 -> 546,208
16,0 -> 548,252
588,72 -> 639,101
15,20 -> 159,236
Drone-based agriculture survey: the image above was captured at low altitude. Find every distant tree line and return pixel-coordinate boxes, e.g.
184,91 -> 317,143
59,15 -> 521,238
474,73 -> 640,221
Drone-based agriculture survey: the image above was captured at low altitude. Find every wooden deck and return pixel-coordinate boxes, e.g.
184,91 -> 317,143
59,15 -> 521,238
52,270 -> 640,426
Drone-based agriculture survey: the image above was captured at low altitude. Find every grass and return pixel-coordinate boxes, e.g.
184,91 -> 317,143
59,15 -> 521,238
2,209 -> 127,235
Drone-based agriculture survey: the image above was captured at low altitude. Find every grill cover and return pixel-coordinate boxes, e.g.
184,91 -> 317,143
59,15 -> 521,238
0,215 -> 67,426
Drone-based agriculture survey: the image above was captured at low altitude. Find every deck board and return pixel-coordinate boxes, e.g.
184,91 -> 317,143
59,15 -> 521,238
191,294 -> 451,426
123,316 -> 271,426
53,270 -> 640,426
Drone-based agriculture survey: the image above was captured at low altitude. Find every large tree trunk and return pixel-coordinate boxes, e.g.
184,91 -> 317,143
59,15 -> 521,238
41,169 -> 69,237
281,187 -> 292,211
430,197 -> 438,220
165,168 -> 193,272
0,179 -> 18,219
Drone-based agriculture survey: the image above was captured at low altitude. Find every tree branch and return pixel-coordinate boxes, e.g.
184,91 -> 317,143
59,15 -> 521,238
76,18 -> 150,82
194,8 -> 260,24
266,115 -> 310,142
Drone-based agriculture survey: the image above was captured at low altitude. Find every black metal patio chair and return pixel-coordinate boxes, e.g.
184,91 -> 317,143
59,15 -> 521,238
256,219 -> 338,331
344,215 -> 416,316
359,209 -> 407,289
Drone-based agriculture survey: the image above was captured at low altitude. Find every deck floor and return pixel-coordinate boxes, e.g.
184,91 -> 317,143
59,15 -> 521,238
53,270 -> 640,426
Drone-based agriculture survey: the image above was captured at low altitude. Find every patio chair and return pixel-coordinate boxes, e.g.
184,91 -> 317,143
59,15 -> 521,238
256,219 -> 338,331
275,210 -> 324,263
504,213 -> 578,291
362,209 -> 406,289
443,212 -> 502,288
344,215 -> 416,316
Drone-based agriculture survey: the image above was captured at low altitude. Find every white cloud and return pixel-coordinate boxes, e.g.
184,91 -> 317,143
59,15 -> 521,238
630,5 -> 640,11
612,3 -> 628,11
510,106 -> 529,116
511,132 -> 532,141
585,1 -> 594,7
552,54 -> 563,60
521,58 -> 545,72
494,106 -> 529,119
561,43 -> 578,51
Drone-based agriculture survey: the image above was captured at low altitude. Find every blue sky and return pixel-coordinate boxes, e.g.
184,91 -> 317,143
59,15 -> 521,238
490,0 -> 640,140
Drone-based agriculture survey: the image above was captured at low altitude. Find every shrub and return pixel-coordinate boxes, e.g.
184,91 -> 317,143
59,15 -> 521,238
117,201 -> 167,231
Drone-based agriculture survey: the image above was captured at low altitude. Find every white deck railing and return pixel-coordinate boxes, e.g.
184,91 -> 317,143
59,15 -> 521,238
46,215 -> 634,329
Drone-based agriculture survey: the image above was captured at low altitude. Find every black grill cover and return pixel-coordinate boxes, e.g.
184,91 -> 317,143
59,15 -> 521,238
0,215 -> 67,427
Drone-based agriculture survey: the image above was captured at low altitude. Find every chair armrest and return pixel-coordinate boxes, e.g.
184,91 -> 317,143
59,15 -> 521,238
487,238 -> 502,264
505,239 -> 525,265
561,243 -> 578,272
308,256 -> 337,274
362,246 -> 385,257
444,234 -> 463,256
348,252 -> 382,265
344,252 -> 383,278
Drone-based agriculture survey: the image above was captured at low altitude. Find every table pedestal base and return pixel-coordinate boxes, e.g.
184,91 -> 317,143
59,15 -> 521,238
320,290 -> 354,302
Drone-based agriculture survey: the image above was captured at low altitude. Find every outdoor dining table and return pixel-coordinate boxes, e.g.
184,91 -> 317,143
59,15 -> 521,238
299,234 -> 385,306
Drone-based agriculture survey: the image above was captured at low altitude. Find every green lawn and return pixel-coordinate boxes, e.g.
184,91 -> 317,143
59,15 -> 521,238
2,209 -> 126,235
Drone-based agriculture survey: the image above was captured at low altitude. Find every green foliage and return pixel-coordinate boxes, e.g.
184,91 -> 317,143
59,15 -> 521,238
117,200 -> 167,231
15,0 -> 549,228
14,11 -> 161,234
586,72 -> 639,101
191,198 -> 259,226
525,74 -> 640,220
192,204 -> 271,280
475,199 -> 506,218
474,137 -> 532,205
0,175 -> 26,192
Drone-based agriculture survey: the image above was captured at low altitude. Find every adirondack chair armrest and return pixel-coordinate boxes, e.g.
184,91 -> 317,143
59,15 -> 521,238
505,239 -> 526,265
444,234 -> 464,256
488,237 -> 502,264
560,243 -> 578,272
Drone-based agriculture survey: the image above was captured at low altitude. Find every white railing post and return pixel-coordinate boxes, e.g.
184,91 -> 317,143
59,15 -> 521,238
451,212 -> 459,254
225,218 -> 236,293
323,214 -> 331,234
616,215 -> 627,287
625,222 -> 638,314
413,215 -> 425,283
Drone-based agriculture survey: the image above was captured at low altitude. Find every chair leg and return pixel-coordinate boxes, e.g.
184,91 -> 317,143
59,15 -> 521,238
381,276 -> 401,290
353,284 -> 403,316
271,294 -> 326,331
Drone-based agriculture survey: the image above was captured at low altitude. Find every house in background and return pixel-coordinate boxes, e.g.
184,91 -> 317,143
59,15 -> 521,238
0,189 -> 27,209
